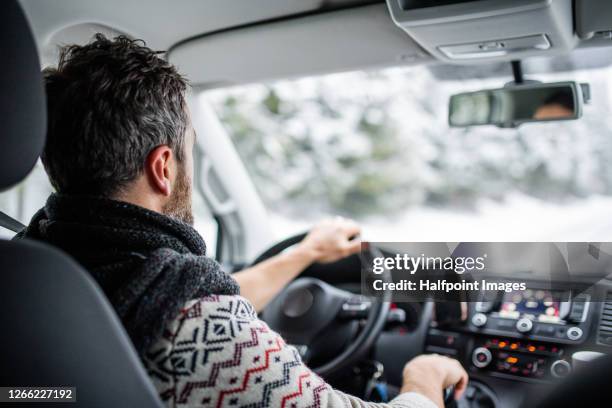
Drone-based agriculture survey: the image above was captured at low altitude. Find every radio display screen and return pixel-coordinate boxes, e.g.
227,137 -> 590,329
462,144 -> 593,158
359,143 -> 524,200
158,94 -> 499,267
498,289 -> 561,323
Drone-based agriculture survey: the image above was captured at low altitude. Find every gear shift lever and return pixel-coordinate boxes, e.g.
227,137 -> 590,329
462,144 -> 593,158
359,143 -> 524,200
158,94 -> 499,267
444,385 -> 458,408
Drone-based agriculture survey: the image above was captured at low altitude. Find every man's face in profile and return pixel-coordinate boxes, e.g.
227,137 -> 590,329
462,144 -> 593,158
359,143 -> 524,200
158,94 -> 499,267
162,109 -> 195,225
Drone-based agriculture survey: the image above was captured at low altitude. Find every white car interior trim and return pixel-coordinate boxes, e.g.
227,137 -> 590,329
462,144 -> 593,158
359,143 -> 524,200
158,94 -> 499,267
189,91 -> 272,262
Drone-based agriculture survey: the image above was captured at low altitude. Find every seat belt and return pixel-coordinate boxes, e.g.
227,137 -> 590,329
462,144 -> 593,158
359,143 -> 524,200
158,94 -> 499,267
0,210 -> 25,233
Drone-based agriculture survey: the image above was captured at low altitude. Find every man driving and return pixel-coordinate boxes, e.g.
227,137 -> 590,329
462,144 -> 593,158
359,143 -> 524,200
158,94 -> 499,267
19,34 -> 467,407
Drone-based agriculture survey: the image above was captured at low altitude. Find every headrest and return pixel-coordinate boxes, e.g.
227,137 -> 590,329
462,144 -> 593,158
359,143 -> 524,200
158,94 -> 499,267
0,0 -> 46,191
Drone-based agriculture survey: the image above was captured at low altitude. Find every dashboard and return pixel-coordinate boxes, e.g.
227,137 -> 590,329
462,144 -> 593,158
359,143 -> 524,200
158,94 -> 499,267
299,253 -> 611,407
374,277 -> 612,408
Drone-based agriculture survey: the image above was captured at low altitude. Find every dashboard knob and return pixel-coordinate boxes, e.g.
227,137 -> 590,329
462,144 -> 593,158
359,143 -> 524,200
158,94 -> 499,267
516,318 -> 533,334
472,312 -> 488,328
567,327 -> 583,341
550,360 -> 572,378
472,347 -> 493,368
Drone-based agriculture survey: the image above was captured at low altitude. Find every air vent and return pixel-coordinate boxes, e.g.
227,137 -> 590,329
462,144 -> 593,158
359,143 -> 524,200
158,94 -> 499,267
568,294 -> 590,322
597,292 -> 612,346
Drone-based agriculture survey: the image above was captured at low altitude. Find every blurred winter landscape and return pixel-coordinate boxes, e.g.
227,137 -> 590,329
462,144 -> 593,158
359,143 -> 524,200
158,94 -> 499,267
208,54 -> 612,242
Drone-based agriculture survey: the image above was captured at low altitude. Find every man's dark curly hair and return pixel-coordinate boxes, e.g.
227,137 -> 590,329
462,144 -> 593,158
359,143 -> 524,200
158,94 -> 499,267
42,34 -> 189,197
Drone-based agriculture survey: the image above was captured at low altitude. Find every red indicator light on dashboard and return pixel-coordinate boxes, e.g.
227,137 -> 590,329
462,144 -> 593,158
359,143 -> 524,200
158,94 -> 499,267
510,343 -> 518,350
499,341 -> 507,348
528,346 -> 536,352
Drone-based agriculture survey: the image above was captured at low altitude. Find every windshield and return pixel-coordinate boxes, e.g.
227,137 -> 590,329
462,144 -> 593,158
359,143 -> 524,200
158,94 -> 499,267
207,52 -> 612,242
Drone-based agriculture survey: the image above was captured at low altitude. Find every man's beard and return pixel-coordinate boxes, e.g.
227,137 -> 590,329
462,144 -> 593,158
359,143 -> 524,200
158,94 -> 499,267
162,164 -> 194,225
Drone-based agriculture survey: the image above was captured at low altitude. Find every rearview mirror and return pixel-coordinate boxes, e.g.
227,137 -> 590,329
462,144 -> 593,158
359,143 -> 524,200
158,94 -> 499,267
449,82 -> 588,128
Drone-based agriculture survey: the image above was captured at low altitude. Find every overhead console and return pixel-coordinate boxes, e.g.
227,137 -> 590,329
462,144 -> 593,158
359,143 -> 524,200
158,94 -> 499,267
386,0 -> 576,63
576,0 -> 612,45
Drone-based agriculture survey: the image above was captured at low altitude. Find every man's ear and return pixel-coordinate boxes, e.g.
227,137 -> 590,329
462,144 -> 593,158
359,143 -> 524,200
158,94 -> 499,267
145,145 -> 174,197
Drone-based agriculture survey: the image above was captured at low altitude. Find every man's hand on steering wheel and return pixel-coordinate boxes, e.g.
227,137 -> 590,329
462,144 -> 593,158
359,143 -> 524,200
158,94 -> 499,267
233,217 -> 363,312
297,217 -> 363,263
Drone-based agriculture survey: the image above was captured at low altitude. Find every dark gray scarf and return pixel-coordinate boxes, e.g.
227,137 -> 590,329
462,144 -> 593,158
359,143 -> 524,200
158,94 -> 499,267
17,193 -> 240,355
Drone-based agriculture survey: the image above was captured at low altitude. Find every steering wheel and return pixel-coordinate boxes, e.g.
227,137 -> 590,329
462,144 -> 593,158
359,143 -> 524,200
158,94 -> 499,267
252,233 -> 392,378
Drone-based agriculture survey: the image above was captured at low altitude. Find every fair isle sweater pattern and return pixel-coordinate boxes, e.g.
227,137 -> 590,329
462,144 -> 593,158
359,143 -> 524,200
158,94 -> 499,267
144,295 -> 437,408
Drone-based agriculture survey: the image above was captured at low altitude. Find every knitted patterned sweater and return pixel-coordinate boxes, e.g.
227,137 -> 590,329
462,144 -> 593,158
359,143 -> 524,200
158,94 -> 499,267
144,295 -> 437,408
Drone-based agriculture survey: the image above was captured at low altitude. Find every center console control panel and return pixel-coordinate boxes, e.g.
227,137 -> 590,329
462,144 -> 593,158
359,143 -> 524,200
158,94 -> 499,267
468,289 -> 591,344
426,286 -> 597,387
470,337 -> 570,381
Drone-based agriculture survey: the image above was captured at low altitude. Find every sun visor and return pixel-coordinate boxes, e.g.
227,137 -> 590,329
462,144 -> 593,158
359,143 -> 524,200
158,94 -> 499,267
168,4 -> 432,88
386,0 -> 576,64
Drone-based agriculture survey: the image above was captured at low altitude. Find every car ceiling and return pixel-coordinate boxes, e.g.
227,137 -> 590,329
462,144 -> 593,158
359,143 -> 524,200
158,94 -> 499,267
19,0 -> 383,66
18,0 -> 612,88
19,0 -> 434,88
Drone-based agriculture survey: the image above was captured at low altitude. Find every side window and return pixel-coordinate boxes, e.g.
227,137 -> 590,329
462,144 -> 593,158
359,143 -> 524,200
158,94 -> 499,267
192,188 -> 218,258
0,162 -> 53,239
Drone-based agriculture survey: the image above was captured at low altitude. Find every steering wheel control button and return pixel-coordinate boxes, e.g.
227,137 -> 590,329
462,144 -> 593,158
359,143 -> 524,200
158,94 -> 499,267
566,327 -> 583,341
386,308 -> 406,324
472,313 -> 488,328
340,298 -> 371,319
472,347 -> 493,368
516,318 -> 534,334
550,360 -> 572,378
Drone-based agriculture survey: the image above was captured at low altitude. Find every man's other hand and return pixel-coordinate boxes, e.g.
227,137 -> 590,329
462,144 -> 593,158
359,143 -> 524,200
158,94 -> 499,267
297,217 -> 362,263
401,354 -> 469,408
